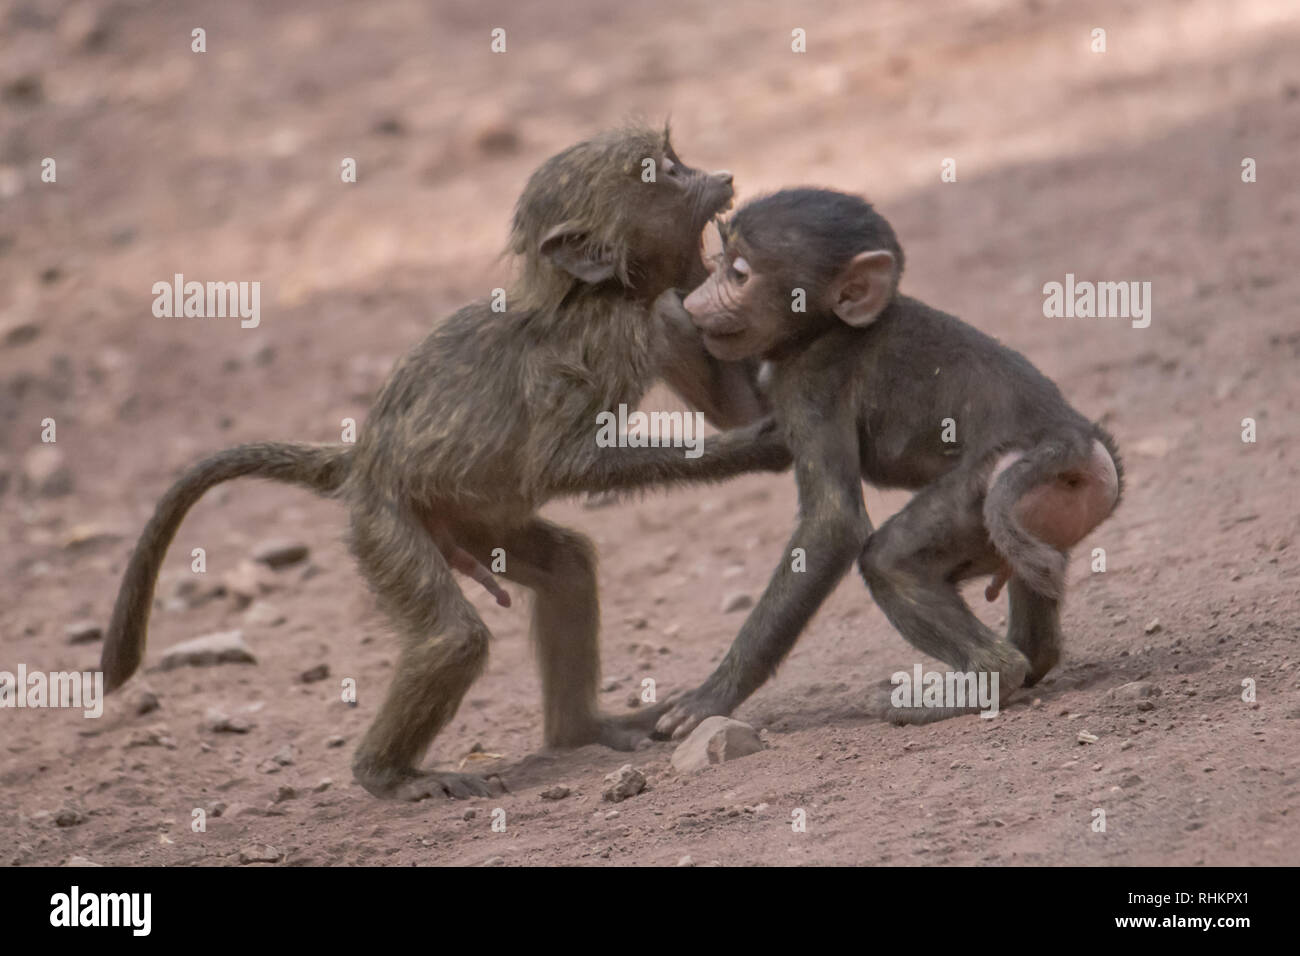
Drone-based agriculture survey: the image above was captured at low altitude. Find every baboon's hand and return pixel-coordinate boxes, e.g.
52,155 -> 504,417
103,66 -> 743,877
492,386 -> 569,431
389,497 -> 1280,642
653,685 -> 736,740
710,416 -> 792,473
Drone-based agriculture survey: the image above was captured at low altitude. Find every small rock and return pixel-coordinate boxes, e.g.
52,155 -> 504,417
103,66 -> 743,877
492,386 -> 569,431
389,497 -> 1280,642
298,663 -> 329,684
238,845 -> 281,864
132,689 -> 160,716
540,785 -> 571,801
463,809 -> 477,821
244,602 -> 287,628
482,856 -> 506,866
221,561 -> 277,609
64,620 -> 103,644
313,779 -> 332,793
252,539 -> 309,570
601,764 -> 647,802
54,806 -> 86,827
1143,618 -> 1162,635
325,735 -> 346,748
64,856 -> 101,867
22,446 -> 73,497
126,726 -> 176,749
1077,731 -> 1099,744
204,708 -> 253,734
720,592 -> 754,614
1111,681 -> 1159,700
1132,436 -> 1170,458
154,630 -> 256,672
3,321 -> 40,348
473,117 -> 521,156
676,855 -> 696,867
274,785 -> 297,804
671,717 -> 764,772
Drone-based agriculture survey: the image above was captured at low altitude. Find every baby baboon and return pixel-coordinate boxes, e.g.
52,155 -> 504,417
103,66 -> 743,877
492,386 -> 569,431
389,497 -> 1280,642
654,187 -> 1122,736
100,126 -> 788,799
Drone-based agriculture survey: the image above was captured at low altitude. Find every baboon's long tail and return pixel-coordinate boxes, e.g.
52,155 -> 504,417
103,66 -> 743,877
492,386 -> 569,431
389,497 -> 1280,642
982,438 -> 1088,602
101,443 -> 352,692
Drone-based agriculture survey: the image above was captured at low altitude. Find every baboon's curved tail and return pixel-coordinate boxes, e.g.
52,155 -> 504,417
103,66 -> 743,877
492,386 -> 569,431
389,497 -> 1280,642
982,438 -> 1086,602
101,443 -> 352,692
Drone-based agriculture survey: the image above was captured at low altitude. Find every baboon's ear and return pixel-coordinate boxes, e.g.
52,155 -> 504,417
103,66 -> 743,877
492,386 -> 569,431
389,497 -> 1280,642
828,250 -> 897,327
539,222 -> 617,284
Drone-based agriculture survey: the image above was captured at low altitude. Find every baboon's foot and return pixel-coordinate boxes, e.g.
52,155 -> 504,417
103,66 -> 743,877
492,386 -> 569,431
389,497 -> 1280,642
547,709 -> 662,752
395,770 -> 504,801
353,762 -> 503,801
1020,643 -> 1061,688
867,678 -> 987,725
652,686 -> 735,740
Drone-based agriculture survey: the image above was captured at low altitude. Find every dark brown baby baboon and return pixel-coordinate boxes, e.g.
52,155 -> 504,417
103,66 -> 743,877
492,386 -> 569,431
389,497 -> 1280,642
654,187 -> 1122,736
100,126 -> 788,799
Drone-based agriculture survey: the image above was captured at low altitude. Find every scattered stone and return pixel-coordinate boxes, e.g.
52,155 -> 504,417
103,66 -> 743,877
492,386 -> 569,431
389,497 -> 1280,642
720,592 -> 754,614
54,806 -> 86,827
256,744 -> 295,774
64,620 -> 102,644
2,321 -> 40,348
244,602 -> 287,628
22,446 -> 73,497
671,717 -> 764,772
463,809 -> 478,821
482,856 -> 506,866
1112,681 -> 1159,701
1137,700 -> 1155,712
274,785 -> 297,803
1077,731 -> 1100,744
238,845 -> 281,864
252,539 -> 309,569
204,708 -> 253,734
325,735 -> 346,748
1143,618 -> 1162,635
64,856 -> 101,867
313,779 -> 332,794
154,630 -> 255,672
540,785 -> 571,801
473,116 -> 521,156
676,855 -> 696,867
298,663 -> 330,684
221,561 -> 277,609
1132,436 -> 1170,458
126,726 -> 176,749
132,689 -> 160,716
601,764 -> 647,802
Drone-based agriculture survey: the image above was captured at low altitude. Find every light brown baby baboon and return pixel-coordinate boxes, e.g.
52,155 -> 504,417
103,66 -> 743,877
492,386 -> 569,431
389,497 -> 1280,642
100,126 -> 790,799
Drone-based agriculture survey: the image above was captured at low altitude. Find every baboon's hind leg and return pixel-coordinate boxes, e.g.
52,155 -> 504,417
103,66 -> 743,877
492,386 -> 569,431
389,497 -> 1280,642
1007,576 -> 1062,687
462,519 -> 659,751
348,500 -> 496,800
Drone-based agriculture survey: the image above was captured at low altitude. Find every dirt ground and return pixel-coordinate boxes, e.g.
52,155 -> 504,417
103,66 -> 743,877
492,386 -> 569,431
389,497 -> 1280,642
3,0 -> 1298,866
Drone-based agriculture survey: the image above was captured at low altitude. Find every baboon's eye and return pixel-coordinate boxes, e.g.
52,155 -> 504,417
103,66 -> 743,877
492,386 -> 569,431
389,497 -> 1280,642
663,157 -> 681,178
728,256 -> 751,285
